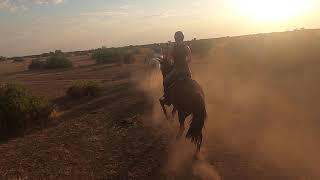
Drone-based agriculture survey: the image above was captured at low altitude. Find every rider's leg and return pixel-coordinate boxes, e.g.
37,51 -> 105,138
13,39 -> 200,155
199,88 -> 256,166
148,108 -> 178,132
164,70 -> 177,91
163,70 -> 177,105
159,71 -> 175,120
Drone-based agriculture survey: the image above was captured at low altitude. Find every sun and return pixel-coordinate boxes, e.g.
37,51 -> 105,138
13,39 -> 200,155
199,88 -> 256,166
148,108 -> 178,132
235,0 -> 314,22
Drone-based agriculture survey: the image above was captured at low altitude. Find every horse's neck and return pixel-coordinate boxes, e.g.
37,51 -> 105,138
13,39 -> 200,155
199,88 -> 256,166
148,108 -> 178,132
161,68 -> 168,79
160,62 -> 173,79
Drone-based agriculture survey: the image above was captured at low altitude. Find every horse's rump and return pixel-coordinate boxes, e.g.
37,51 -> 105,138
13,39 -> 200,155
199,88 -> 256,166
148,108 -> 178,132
169,78 -> 205,113
171,78 -> 204,97
169,78 -> 207,147
159,58 -> 207,150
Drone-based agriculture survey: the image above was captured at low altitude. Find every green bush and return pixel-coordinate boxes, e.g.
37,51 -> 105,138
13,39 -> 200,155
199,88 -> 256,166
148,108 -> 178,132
123,51 -> 135,64
45,55 -> 73,69
0,84 -> 51,138
92,47 -> 122,64
13,57 -> 24,62
54,50 -> 64,56
66,81 -> 103,98
29,50 -> 72,70
41,53 -> 50,58
28,59 -> 46,70
0,56 -> 6,62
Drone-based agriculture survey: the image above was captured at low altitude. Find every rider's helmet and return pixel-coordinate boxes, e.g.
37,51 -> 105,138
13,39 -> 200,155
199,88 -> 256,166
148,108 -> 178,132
174,31 -> 184,42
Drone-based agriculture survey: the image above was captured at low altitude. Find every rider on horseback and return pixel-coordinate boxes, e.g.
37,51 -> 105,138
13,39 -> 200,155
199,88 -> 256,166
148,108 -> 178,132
159,32 -> 206,153
162,31 -> 192,105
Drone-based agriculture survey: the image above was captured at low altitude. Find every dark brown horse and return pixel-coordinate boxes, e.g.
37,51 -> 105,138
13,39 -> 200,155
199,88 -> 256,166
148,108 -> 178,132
158,58 -> 207,153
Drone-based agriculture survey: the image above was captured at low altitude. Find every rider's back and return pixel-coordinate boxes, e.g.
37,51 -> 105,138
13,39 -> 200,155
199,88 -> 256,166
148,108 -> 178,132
172,43 -> 191,77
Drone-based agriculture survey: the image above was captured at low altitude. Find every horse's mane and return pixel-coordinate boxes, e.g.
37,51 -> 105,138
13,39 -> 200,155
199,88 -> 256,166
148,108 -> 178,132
160,58 -> 173,78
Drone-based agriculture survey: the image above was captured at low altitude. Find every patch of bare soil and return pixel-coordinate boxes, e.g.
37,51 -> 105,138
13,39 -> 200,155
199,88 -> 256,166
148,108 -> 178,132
0,79 -> 166,179
0,62 -> 168,179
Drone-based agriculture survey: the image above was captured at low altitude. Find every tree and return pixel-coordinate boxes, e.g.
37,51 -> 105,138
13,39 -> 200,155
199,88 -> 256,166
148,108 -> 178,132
92,47 -> 122,64
13,57 -> 24,62
0,56 -> 7,62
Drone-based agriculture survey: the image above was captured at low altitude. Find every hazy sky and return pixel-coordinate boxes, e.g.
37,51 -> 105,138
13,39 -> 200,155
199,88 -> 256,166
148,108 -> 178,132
0,0 -> 319,57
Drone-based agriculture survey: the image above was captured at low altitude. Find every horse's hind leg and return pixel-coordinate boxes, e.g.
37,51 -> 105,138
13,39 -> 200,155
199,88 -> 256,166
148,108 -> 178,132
194,133 -> 203,159
171,107 -> 177,119
176,111 -> 186,140
159,97 -> 169,120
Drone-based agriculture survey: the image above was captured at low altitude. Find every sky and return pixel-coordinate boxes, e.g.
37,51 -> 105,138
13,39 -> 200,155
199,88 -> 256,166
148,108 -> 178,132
0,0 -> 319,57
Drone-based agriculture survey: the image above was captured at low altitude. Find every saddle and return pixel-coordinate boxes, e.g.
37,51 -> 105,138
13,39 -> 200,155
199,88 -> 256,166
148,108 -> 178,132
162,73 -> 192,106
167,73 -> 192,90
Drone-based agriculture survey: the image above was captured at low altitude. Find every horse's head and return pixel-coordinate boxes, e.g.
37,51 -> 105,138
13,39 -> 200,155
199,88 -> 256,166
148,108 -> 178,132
158,56 -> 173,78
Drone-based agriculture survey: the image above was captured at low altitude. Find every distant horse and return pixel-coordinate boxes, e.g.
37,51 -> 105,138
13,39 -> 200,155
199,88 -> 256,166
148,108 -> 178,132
158,57 -> 207,154
145,57 -> 161,87
148,57 -> 161,70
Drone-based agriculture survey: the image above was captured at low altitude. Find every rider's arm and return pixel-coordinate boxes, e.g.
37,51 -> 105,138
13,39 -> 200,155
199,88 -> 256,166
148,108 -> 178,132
186,45 -> 192,63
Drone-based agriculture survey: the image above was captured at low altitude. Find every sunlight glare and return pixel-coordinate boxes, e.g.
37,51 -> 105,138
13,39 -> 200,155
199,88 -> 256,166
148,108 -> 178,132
235,0 -> 314,21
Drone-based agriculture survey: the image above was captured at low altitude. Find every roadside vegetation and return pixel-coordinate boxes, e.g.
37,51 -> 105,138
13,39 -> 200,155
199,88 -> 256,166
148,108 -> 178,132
0,56 -> 7,62
12,57 -> 24,63
45,55 -> 73,69
92,47 -> 136,65
28,59 -> 45,70
92,47 -> 122,64
0,83 -> 52,139
66,80 -> 103,98
28,50 -> 73,70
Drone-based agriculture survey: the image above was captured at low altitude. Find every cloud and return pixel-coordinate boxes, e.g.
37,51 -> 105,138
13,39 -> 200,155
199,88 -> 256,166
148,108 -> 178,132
79,11 -> 129,18
0,0 -> 19,12
33,0 -> 63,5
0,0 -> 64,12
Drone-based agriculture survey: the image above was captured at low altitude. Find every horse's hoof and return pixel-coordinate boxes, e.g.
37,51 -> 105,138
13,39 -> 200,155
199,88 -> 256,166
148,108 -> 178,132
193,154 -> 198,161
193,152 -> 201,161
169,117 -> 174,123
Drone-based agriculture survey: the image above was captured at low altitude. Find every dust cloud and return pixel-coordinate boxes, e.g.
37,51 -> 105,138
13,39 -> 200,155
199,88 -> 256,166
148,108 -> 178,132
134,31 -> 320,179
164,141 -> 221,180
191,34 -> 320,179
135,66 -> 221,180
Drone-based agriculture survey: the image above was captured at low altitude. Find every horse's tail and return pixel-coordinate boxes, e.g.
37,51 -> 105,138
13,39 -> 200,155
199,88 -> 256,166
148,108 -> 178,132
186,92 -> 207,148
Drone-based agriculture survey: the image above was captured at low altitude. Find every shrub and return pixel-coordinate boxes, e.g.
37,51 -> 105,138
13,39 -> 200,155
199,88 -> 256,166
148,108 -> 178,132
41,53 -> 50,58
123,51 -> 135,64
0,56 -> 6,62
28,52 -> 72,70
66,81 -> 103,98
13,57 -> 24,62
0,84 -> 51,138
92,47 -> 121,64
54,50 -> 63,55
28,59 -> 46,70
45,55 -> 73,69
